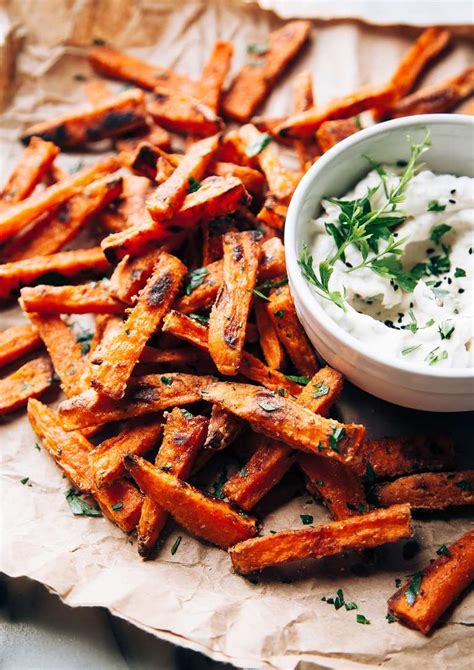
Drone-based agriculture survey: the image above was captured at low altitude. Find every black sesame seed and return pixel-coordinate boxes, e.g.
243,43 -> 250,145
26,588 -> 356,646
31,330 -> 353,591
384,320 -> 395,328
447,278 -> 452,285
449,199 -> 456,204
398,312 -> 404,318
450,189 -> 456,195
427,248 -> 435,254
469,248 -> 472,255
393,284 -> 399,291
434,281 -> 442,288
458,288 -> 465,294
345,262 -> 353,268
410,302 -> 414,308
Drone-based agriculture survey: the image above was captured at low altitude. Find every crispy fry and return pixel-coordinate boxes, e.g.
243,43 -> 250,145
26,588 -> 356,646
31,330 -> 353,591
276,81 -> 396,138
203,405 -> 243,451
102,176 -> 248,263
196,41 -> 233,113
201,217 -> 238,265
0,324 -> 42,368
91,252 -> 186,399
254,300 -> 286,370
138,408 -> 208,556
115,122 -> 171,153
217,129 -> 257,167
147,133 -> 221,222
88,45 -> 196,93
100,173 -> 152,234
21,88 -> 147,148
0,137 -> 59,206
388,529 -> 474,634
222,21 -> 311,122
375,471 -> 474,510
230,504 -> 412,574
59,373 -> 214,430
210,162 -> 265,199
316,118 -> 361,153
90,417 -> 163,487
201,381 -> 365,459
109,247 -> 162,304
20,282 -> 124,315
296,365 -> 344,416
0,356 -> 52,414
208,231 -> 261,375
256,196 -> 287,230
0,247 -> 110,301
1,176 -> 123,262
0,157 -> 119,244
267,284 -> 318,376
27,399 -> 143,532
346,433 -> 456,479
381,67 -> 474,119
149,87 -> 224,137
125,454 -> 257,549
130,142 -> 174,181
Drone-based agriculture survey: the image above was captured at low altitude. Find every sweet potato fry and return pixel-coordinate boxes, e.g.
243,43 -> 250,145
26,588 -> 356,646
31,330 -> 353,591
210,162 -> 265,199
1,176 -> 123,262
256,196 -> 288,230
100,173 -> 152,234
138,408 -> 208,556
88,314 -> 119,357
375,471 -> 474,510
230,504 -> 412,574
201,381 -> 365,459
102,176 -> 248,263
139,346 -> 211,371
88,45 -> 196,94
196,41 -> 233,113
21,88 -> 147,148
0,324 -> 42,368
20,282 -> 124,315
296,365 -> 344,416
201,217 -> 238,265
0,157 -> 119,244
125,454 -> 257,549
316,118 -> 361,153
203,405 -> 243,451
149,87 -> 224,137
91,252 -> 186,399
208,231 -> 261,375
381,67 -> 474,119
115,122 -> 171,154
27,399 -> 143,532
222,21 -> 311,122
276,81 -> 396,138
388,529 -> 474,634
216,129 -> 257,167
147,133 -> 221,222
59,373 -> 214,430
0,137 -> 59,206
90,417 -> 163,488
254,300 -> 286,370
0,356 -> 52,414
25,312 -> 85,397
267,284 -> 318,376
346,433 -> 456,479
292,70 -> 316,172
130,142 -> 173,181
0,247 -> 110,301
109,248 -> 162,305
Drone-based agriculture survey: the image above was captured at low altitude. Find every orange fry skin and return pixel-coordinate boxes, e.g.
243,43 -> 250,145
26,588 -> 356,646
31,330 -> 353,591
208,231 -> 261,375
21,89 -> 147,148
201,381 -> 365,460
203,405 -> 242,451
0,356 -> 52,415
20,283 -> 124,315
149,87 -> 224,137
254,300 -> 286,371
27,399 -> 143,532
296,366 -> 344,417
316,118 -> 361,153
100,173 -> 152,234
388,529 -> 474,634
291,69 -> 316,171
58,373 -> 215,430
230,504 -> 412,574
125,454 -> 257,549
138,408 -> 209,557
375,471 -> 474,510
0,324 -> 42,368
0,137 -> 59,206
197,40 -> 234,113
109,248 -> 163,305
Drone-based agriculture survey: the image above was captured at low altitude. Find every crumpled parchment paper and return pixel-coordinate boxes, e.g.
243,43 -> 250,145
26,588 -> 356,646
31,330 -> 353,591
0,2 -> 473,668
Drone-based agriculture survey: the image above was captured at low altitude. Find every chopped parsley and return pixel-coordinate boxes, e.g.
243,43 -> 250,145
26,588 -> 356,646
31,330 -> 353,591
430,222 -> 451,244
257,399 -> 280,412
247,42 -> 269,56
76,330 -> 93,355
386,612 -> 397,623
438,320 -> 455,340
189,312 -> 209,325
170,535 -> 182,555
394,578 -> 402,588
329,426 -> 345,452
252,277 -> 288,301
285,374 -> 310,385
405,572 -> 423,606
65,488 -> 101,517
240,466 -> 248,478
188,176 -> 201,193
111,502 -> 123,511
454,267 -> 466,278
211,469 -> 227,499
160,375 -> 173,385
245,133 -> 272,157
34,442 -> 41,451
313,381 -> 330,398
273,309 -> 285,319
364,461 -> 376,486
20,477 -> 30,486
425,346 -> 448,365
356,614 -> 371,625
436,544 -> 450,557
184,267 -> 209,295
300,514 -> 313,525
401,344 -> 421,356
427,200 -> 446,212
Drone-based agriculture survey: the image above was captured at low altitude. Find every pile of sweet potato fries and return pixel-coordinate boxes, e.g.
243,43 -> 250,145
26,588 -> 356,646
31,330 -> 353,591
1,21 -> 473,635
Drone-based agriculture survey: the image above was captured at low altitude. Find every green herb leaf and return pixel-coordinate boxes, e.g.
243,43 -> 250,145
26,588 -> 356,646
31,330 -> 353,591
405,573 -> 422,606
329,426 -> 345,452
345,601 -> 358,611
211,469 -> 228,499
386,611 -> 397,623
395,578 -> 402,588
160,375 -> 173,385
240,466 -> 248,478
247,42 -> 269,56
257,400 -> 280,412
436,544 -> 450,557
365,461 -> 376,485
245,133 -> 272,157
401,343 -> 421,356
188,176 -> 201,193
285,374 -> 310,385
300,514 -> 313,525
425,346 -> 448,365
356,614 -> 371,624
438,320 -> 455,340
65,488 -> 102,517
454,267 -> 466,278
185,267 -> 209,295
170,535 -> 182,555
20,477 -> 30,485
427,200 -> 446,212
76,330 -> 93,355
188,312 -> 209,325
273,309 -> 285,319
111,502 -> 123,511
313,381 -> 330,398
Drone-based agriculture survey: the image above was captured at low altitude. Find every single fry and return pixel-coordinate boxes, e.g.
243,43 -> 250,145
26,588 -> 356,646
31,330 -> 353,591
91,252 -> 186,399
0,137 -> 59,205
109,248 -> 162,305
222,21 -> 311,122
388,529 -> 474,634
0,356 -> 52,415
149,87 -> 224,137
203,405 -> 242,451
196,40 -> 233,112
58,373 -> 215,430
296,365 -> 344,416
0,247 -> 110,301
0,324 -> 42,368
267,284 -> 318,376
230,504 -> 412,574
254,300 -> 286,370
200,381 -> 366,459
27,399 -> 143,532
208,231 -> 261,375
90,417 -> 163,487
316,118 -> 361,153
138,408 -> 208,556
125,454 -> 257,549
21,89 -> 147,148
375,471 -> 474,510
20,282 -> 124,315
100,173 -> 152,234
210,162 -> 265,199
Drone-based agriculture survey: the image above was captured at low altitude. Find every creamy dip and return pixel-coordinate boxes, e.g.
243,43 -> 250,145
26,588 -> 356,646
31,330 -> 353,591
309,168 -> 474,368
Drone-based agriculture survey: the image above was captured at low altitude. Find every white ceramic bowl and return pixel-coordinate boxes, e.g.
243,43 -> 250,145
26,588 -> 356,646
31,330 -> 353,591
285,114 -> 474,412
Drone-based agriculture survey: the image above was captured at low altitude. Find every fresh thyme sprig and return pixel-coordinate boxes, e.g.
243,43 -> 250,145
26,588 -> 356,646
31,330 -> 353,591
299,131 -> 432,308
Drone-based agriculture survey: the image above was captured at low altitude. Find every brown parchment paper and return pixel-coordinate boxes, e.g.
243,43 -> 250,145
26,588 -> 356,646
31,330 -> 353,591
1,2 -> 473,668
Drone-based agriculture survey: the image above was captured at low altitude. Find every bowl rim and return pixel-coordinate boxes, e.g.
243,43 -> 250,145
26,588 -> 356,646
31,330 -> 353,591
284,113 -> 474,382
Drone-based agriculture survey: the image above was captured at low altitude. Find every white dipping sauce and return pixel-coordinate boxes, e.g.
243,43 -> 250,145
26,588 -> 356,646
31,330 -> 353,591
310,168 -> 474,368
